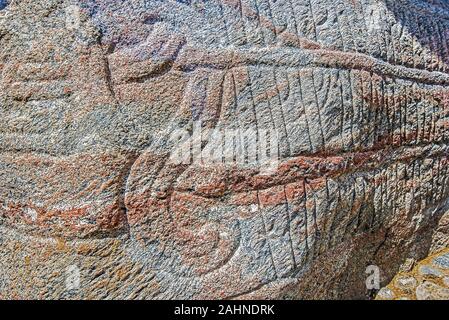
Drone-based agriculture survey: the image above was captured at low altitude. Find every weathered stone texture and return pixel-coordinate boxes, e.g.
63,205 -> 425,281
0,0 -> 449,299
377,248 -> 449,300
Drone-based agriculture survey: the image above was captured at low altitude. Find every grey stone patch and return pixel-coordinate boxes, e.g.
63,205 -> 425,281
2,0 -> 449,300
416,281 -> 449,300
377,287 -> 395,300
444,277 -> 449,287
395,276 -> 418,291
432,253 -> 449,270
399,258 -> 416,273
418,265 -> 443,277
0,0 -> 7,10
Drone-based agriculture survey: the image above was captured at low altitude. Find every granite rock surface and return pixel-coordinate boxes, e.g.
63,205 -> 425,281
1,0 -> 449,299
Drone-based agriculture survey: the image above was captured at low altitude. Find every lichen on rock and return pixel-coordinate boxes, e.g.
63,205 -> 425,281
1,0 -> 449,300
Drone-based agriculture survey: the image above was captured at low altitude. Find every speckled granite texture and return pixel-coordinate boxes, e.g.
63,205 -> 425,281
0,0 -> 449,299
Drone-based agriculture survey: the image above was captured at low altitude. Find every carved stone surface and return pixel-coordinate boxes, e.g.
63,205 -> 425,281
377,248 -> 449,300
0,0 -> 449,299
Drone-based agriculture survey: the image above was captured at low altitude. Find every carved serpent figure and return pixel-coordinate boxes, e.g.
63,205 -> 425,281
0,0 -> 448,299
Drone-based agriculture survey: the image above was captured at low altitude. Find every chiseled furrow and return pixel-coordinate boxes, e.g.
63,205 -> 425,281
172,45 -> 449,86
